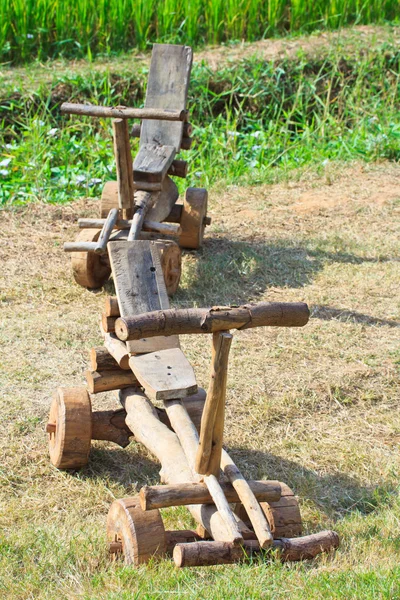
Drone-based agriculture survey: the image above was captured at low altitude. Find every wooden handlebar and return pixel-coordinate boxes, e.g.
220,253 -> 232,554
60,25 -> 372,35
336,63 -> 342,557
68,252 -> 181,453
115,302 -> 309,341
61,103 -> 188,122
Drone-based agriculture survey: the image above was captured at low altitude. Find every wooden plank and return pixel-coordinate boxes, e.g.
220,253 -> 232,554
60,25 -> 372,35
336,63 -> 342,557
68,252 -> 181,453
108,240 -> 179,353
129,348 -> 197,401
141,44 -> 193,151
146,176 -> 179,223
133,143 -> 176,183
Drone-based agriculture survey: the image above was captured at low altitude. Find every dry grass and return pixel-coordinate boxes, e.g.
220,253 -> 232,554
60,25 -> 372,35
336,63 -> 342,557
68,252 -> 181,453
0,160 -> 399,598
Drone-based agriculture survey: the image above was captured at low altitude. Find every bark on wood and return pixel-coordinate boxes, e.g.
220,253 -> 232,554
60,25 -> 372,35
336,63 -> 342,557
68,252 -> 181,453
221,449 -> 273,549
168,159 -> 188,178
139,480 -> 281,511
91,408 -> 131,447
115,302 -> 310,341
173,530 -> 339,567
121,388 -> 247,544
86,369 -> 138,394
61,103 -> 188,121
195,332 -> 232,475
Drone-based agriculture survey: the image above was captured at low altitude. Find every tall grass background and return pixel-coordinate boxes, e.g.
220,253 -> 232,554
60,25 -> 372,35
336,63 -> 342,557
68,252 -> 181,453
1,39 -> 399,206
0,0 -> 399,63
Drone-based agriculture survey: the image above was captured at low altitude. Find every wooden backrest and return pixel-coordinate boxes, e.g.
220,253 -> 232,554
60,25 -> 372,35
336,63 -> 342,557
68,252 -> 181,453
140,44 -> 193,152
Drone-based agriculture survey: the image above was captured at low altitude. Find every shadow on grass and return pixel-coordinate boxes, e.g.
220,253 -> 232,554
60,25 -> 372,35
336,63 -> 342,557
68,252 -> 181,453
312,305 -> 400,328
176,237 -> 394,306
227,446 -> 397,518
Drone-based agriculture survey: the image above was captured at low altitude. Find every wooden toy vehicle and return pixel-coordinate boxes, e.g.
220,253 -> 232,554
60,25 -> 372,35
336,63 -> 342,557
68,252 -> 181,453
62,44 -> 210,293
47,283 -> 339,566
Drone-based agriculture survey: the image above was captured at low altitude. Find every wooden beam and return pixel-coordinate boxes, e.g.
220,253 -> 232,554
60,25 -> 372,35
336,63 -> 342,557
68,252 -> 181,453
115,302 -> 310,341
139,480 -> 281,510
86,369 -> 138,394
112,119 -> 133,211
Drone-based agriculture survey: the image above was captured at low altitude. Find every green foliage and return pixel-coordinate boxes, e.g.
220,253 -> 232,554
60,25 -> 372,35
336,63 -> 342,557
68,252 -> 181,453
0,0 -> 399,63
0,41 -> 399,206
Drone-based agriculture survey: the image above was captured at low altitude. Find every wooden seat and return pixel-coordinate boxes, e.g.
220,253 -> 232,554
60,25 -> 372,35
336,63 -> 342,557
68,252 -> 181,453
133,143 -> 176,183
129,348 -> 197,401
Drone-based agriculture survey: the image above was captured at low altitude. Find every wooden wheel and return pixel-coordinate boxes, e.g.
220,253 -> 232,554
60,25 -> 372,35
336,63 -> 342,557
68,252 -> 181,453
235,483 -> 302,539
155,240 -> 182,296
107,496 -> 166,566
71,229 -> 111,289
261,483 -> 302,538
100,181 -> 119,218
47,387 -> 92,470
179,188 -> 208,249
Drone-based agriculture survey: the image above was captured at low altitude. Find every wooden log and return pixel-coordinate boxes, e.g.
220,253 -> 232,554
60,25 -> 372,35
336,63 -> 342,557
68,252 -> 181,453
221,449 -> 273,549
61,103 -> 188,121
158,388 -> 206,432
164,203 -> 182,224
90,347 -> 120,371
78,217 -> 180,237
139,480 -> 281,511
103,333 -> 130,370
105,296 -> 120,317
113,119 -> 133,211
95,208 -> 119,253
173,531 -> 339,567
165,530 -> 202,554
195,332 -> 232,475
91,409 -> 131,447
115,302 -> 310,341
168,159 -> 188,178
121,388 -> 247,544
101,314 -> 116,333
131,121 -> 193,139
164,399 -> 243,544
133,181 -> 162,192
180,137 -> 193,150
86,369 -> 138,394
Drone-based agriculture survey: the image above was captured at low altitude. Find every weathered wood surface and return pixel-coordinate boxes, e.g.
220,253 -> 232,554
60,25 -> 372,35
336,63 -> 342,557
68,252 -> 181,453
140,44 -> 193,151
129,348 -> 197,401
195,332 -> 232,476
121,388 -> 249,544
133,143 -> 176,183
115,302 -> 310,341
101,314 -> 116,333
78,217 -> 180,237
86,369 -> 138,394
145,176 -> 179,223
221,449 -> 273,549
90,346 -> 122,371
107,240 -> 179,353
112,119 -> 133,211
103,334 -> 130,370
61,102 -> 188,121
105,296 -> 120,317
131,121 -> 193,139
173,531 -> 339,567
139,480 -> 281,510
91,408 -> 131,447
163,399 -> 243,544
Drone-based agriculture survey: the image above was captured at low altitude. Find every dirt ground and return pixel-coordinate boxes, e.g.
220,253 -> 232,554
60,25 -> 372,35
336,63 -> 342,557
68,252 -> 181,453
0,160 -> 399,597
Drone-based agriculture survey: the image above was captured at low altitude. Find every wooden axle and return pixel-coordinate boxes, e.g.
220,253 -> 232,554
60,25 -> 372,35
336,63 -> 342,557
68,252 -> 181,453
115,302 -> 310,341
61,103 -> 188,122
139,480 -> 282,510
77,217 -> 181,238
173,530 -> 339,567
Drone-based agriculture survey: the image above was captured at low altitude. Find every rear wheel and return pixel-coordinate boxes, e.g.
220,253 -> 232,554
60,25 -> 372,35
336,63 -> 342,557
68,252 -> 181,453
71,228 -> 111,289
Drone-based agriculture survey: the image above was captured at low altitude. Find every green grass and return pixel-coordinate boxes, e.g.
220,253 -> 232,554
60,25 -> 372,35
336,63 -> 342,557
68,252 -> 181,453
0,0 -> 399,63
1,31 -> 399,207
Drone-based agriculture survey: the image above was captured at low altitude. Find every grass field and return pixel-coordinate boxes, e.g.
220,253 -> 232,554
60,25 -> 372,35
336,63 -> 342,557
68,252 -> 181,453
1,20 -> 400,600
1,160 -> 399,598
0,0 -> 399,63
